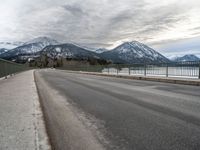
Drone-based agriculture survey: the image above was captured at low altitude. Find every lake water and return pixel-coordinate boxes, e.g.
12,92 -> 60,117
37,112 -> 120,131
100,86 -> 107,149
102,67 -> 200,79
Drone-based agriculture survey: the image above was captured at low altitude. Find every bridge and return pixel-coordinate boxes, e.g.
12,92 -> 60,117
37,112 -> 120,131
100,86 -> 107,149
1,58 -> 200,79
0,59 -> 200,150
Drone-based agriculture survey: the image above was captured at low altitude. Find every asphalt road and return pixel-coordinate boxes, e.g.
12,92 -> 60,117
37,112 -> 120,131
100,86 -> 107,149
36,69 -> 200,150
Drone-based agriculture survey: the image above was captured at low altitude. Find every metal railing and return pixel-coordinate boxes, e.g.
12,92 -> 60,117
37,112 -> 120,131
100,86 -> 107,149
0,58 -> 29,78
60,61 -> 200,79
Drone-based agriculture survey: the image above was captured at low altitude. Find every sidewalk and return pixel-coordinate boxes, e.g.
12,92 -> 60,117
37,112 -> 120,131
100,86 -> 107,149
0,70 -> 51,150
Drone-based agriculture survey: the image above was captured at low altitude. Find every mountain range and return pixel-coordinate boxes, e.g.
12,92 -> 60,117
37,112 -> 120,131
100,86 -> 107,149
172,54 -> 200,62
0,37 -> 59,62
40,43 -> 100,60
0,37 -> 170,64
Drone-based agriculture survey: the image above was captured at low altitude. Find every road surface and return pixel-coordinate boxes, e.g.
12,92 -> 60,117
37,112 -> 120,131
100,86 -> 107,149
35,69 -> 200,150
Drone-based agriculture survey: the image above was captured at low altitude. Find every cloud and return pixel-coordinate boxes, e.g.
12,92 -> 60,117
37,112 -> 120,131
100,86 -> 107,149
0,0 -> 200,56
62,4 -> 88,17
152,36 -> 200,57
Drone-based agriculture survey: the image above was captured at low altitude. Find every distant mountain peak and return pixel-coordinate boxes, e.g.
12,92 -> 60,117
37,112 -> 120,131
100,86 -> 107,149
173,54 -> 200,62
120,40 -> 143,46
114,41 -> 157,54
184,54 -> 198,57
100,41 -> 169,64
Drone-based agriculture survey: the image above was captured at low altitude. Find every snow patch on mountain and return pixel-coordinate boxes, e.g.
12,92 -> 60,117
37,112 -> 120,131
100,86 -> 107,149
173,54 -> 200,62
0,48 -> 8,55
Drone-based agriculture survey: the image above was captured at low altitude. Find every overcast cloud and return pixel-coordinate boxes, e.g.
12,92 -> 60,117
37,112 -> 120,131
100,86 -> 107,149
0,0 -> 200,57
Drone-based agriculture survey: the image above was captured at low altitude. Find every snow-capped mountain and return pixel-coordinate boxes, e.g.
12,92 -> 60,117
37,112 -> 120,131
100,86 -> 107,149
95,48 -> 108,54
100,41 -> 169,64
0,41 -> 24,49
40,43 -> 100,59
1,43 -> 46,58
0,48 -> 8,55
0,37 -> 59,61
0,38 -> 170,64
173,54 -> 200,62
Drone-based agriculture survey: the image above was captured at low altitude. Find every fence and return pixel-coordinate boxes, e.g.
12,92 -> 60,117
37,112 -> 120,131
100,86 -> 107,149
60,61 -> 200,79
0,58 -> 28,78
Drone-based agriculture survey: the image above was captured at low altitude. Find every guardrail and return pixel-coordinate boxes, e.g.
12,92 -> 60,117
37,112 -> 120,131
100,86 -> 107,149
0,58 -> 29,78
60,61 -> 200,79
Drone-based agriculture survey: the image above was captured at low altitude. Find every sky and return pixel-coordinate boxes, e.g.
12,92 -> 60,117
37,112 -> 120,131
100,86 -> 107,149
0,0 -> 200,57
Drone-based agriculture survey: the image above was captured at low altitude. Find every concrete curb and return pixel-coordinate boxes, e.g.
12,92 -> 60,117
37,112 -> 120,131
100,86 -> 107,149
61,70 -> 200,86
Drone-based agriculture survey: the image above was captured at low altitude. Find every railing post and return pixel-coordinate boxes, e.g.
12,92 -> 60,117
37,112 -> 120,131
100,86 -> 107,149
144,63 -> 146,76
199,61 -> 200,79
166,63 -> 168,77
116,64 -> 119,75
